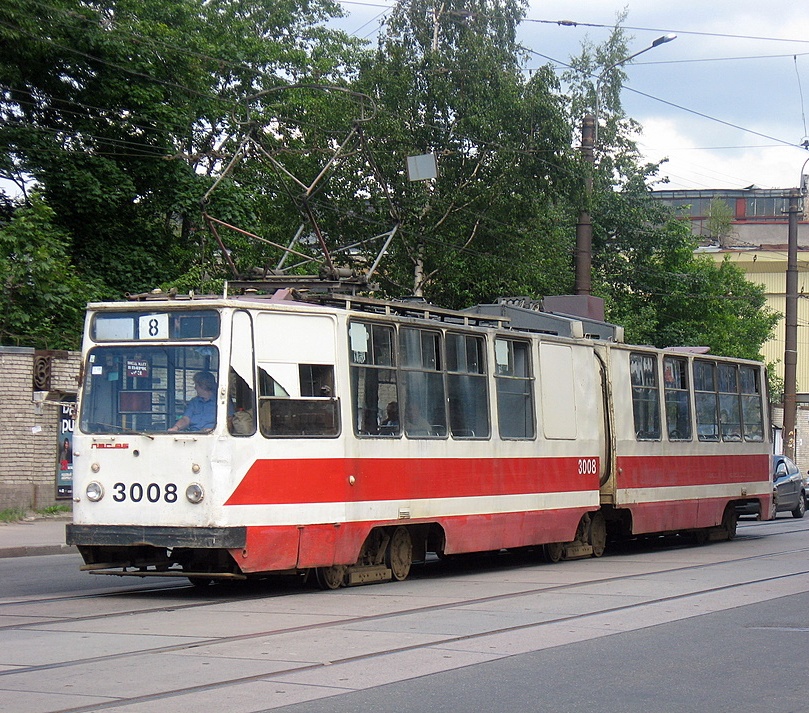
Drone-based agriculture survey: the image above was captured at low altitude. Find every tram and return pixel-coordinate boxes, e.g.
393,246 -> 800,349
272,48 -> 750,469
66,289 -> 773,587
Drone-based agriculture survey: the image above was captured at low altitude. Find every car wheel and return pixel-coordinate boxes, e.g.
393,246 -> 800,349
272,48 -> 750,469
792,494 -> 806,519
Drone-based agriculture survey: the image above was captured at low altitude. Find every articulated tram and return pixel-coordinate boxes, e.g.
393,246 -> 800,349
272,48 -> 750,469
66,290 -> 772,588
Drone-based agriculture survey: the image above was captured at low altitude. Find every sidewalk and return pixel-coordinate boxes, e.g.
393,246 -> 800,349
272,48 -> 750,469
0,516 -> 75,558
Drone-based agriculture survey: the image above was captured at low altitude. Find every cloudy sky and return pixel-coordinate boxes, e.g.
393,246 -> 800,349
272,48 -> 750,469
335,0 -> 809,191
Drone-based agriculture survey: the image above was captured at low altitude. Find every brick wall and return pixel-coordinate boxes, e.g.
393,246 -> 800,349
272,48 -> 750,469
0,347 -> 81,511
772,404 -> 809,476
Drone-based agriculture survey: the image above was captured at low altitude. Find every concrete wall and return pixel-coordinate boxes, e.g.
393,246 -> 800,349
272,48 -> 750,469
0,346 -> 81,511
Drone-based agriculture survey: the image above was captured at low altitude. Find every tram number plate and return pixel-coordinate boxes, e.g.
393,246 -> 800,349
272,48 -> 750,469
577,458 -> 598,476
113,482 -> 178,503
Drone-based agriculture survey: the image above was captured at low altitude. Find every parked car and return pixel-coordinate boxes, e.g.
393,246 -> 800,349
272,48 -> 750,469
804,469 -> 809,509
737,455 -> 806,519
772,455 -> 805,518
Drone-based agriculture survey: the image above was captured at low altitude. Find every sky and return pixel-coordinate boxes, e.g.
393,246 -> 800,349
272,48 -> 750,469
333,0 -> 809,191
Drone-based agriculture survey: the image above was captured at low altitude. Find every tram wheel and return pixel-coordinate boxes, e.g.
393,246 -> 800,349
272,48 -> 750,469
314,565 -> 346,590
590,512 -> 607,557
386,526 -> 413,581
722,506 -> 738,540
543,542 -> 563,563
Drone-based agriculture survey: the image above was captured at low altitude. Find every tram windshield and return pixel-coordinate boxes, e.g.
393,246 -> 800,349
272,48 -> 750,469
80,345 -> 220,434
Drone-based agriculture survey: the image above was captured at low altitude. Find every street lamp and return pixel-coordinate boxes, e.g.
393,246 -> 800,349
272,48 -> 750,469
593,34 -> 676,146
574,33 -> 676,297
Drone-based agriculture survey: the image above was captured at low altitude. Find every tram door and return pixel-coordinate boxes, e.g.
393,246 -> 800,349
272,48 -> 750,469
595,351 -> 613,488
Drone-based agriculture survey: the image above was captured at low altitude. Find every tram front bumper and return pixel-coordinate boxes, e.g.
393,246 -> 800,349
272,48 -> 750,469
66,524 -> 247,549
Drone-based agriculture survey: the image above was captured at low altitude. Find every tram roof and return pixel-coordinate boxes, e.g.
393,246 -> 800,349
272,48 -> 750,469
89,285 -> 625,343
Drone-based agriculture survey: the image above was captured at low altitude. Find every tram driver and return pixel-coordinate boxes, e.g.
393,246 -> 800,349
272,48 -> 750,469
168,371 -> 217,432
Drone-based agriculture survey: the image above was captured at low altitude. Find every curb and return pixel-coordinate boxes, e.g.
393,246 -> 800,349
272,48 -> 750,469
0,544 -> 77,559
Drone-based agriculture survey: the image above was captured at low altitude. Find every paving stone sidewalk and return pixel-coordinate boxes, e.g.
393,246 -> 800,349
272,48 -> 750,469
0,516 -> 74,558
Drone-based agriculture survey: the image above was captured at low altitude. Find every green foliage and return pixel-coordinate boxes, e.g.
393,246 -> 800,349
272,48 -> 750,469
0,3 -> 780,363
36,504 -> 71,516
594,186 -> 778,359
0,507 -> 28,523
563,21 -> 778,361
350,0 -> 577,303
0,195 -> 99,349
0,0 -> 361,300
768,367 -> 784,405
707,197 -> 734,243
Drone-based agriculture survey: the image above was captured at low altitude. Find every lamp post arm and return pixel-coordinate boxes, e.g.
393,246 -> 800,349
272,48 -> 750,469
592,34 -> 676,146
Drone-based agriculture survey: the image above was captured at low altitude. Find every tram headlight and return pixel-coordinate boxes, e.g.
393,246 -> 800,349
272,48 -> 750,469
86,481 -> 104,502
185,483 -> 204,504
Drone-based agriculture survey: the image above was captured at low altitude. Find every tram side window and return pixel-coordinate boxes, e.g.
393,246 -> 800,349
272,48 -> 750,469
349,322 -> 400,436
257,364 -> 339,438
717,364 -> 742,441
228,368 -> 256,436
694,360 -> 719,442
663,356 -> 692,441
494,338 -> 535,439
446,332 -> 489,438
228,310 -> 256,437
630,353 -> 661,440
400,327 -> 447,437
740,365 -> 764,442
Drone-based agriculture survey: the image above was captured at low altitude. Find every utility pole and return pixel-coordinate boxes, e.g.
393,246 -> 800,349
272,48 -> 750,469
574,35 -> 675,298
574,114 -> 595,296
783,187 -> 801,460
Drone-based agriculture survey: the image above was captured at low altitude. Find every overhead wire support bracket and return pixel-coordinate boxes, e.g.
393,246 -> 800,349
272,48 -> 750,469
199,83 -> 399,293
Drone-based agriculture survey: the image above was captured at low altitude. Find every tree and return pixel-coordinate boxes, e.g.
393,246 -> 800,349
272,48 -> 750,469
0,0 -> 362,298
0,195 -> 98,349
346,0 -> 578,305
706,197 -> 735,246
563,19 -> 777,359
595,184 -> 778,359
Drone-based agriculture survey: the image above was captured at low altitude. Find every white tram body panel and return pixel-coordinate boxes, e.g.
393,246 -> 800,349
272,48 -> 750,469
67,294 -> 772,582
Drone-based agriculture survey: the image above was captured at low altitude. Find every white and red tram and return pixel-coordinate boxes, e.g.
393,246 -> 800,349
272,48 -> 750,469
66,291 -> 773,587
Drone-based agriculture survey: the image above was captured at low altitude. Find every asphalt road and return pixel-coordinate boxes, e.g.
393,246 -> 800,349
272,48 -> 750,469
267,587 -> 808,713
1,516 -> 807,713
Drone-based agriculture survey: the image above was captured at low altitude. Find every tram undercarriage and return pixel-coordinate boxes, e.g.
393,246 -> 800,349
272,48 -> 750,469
66,510 -> 658,589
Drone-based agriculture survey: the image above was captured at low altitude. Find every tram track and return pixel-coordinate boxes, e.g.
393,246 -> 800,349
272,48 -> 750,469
1,533 -> 807,659
2,530 -> 807,636
6,551 -> 809,713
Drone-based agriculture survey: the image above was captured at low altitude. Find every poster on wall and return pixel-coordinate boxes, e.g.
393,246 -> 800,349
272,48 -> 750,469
57,403 -> 75,499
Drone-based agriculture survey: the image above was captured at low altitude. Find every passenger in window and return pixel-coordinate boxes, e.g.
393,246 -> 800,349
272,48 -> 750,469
381,401 -> 399,427
169,371 -> 217,432
379,401 -> 400,435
